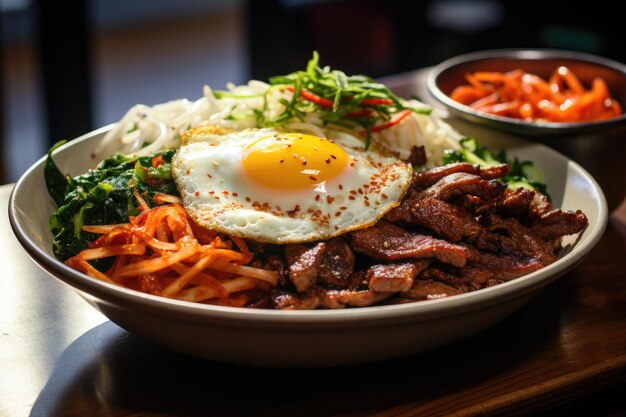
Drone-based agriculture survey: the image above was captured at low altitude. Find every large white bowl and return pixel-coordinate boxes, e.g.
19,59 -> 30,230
9,126 -> 607,367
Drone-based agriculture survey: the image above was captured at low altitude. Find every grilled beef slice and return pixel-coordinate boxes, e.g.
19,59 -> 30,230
350,220 -> 471,267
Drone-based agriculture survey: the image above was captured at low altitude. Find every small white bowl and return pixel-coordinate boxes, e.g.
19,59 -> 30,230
9,126 -> 608,367
427,48 -> 626,136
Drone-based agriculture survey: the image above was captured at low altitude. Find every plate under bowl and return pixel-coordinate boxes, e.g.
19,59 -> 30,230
8,126 -> 608,367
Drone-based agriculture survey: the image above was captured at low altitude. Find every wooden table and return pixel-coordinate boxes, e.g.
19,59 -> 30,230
2,69 -> 626,417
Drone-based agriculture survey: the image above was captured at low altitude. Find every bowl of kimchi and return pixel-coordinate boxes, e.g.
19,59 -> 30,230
427,48 -> 626,136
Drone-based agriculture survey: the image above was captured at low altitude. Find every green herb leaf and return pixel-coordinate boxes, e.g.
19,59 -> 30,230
443,137 -> 551,199
45,140 -> 73,206
256,51 -> 432,148
46,147 -> 179,260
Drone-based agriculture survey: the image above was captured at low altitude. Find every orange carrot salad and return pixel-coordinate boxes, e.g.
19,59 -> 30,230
450,66 -> 622,122
65,200 -> 278,306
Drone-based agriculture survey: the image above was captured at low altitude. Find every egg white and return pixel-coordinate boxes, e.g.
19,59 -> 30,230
171,126 -> 412,244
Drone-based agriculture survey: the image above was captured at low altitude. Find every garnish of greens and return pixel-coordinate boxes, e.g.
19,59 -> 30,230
443,137 -> 549,198
46,141 -> 178,260
214,51 -> 431,149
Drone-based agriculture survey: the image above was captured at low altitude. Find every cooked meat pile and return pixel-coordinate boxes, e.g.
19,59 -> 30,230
247,162 -> 588,309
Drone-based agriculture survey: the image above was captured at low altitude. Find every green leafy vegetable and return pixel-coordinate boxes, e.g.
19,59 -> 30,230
45,140 -> 74,206
47,149 -> 179,260
215,51 -> 432,149
443,137 -> 550,198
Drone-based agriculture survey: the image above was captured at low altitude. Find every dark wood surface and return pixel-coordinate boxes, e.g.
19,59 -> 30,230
2,68 -> 626,417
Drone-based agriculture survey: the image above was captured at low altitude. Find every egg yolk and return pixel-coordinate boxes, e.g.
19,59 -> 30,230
242,133 -> 349,189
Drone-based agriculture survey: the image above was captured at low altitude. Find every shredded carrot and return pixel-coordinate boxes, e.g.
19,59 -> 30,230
82,224 -> 129,234
153,193 -> 183,205
65,203 -> 279,304
133,188 -> 150,212
450,66 -> 622,123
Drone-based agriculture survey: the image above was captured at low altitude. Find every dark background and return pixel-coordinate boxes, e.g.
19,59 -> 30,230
0,0 -> 621,183
247,0 -> 623,80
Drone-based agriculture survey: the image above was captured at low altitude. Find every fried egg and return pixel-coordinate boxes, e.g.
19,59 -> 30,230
172,126 -> 412,244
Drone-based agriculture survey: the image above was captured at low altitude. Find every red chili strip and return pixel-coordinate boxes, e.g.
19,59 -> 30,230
360,98 -> 394,106
372,109 -> 412,132
346,109 -> 373,118
286,86 -> 333,108
287,87 -> 394,110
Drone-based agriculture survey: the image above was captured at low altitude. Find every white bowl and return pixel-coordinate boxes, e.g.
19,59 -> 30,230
9,126 -> 608,367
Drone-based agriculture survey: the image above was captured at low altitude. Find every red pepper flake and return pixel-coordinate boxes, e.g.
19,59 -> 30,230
207,174 -> 212,179
245,196 -> 251,202
209,191 -> 215,194
381,193 -> 388,199
232,192 -> 238,197
223,191 -> 230,195
350,190 -> 357,195
194,191 -> 200,197
186,169 -> 190,175
215,196 -> 220,200
330,154 -> 337,159
348,196 -> 355,200
287,205 -> 301,218
358,189 -> 364,194
151,155 -> 165,169
338,184 -> 343,190
350,162 -> 356,167
340,206 -> 347,210
335,211 -> 341,217
309,176 -> 317,181
364,196 -> 369,200
300,157 -> 307,166
280,159 -> 284,164
326,195 -> 334,204
315,194 -> 320,201
364,201 -> 370,206
325,158 -> 331,164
